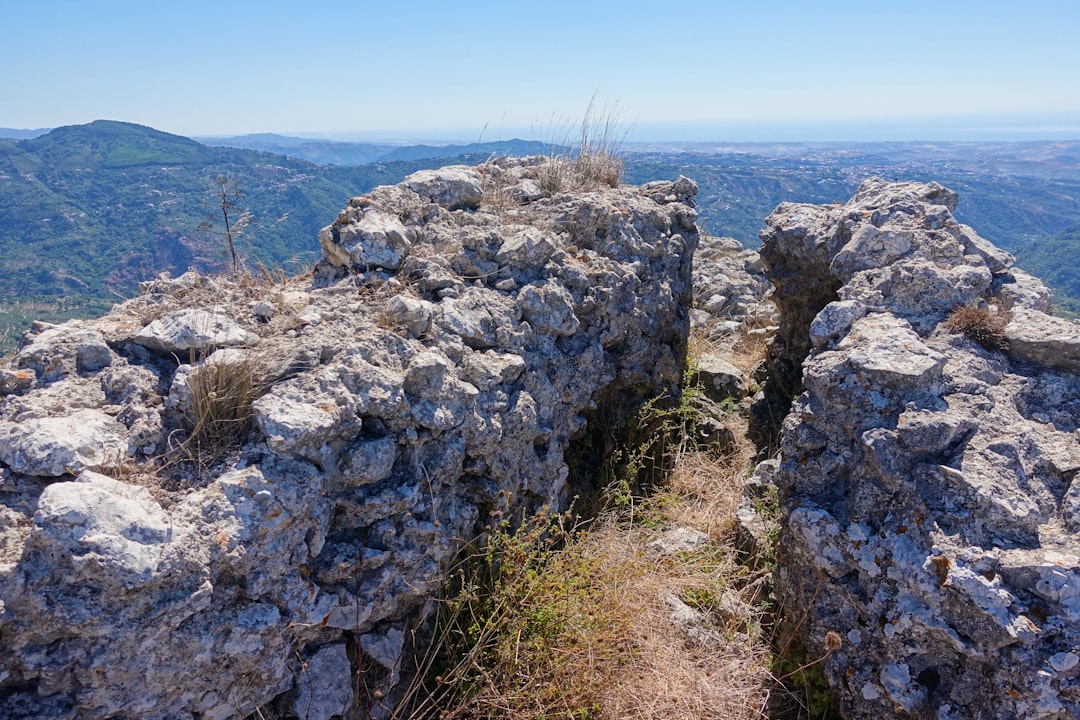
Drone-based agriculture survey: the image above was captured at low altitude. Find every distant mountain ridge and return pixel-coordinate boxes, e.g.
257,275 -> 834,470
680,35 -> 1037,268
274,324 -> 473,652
0,127 -> 51,140
1,120 -> 1078,352
200,134 -> 556,166
0,120 -> 483,351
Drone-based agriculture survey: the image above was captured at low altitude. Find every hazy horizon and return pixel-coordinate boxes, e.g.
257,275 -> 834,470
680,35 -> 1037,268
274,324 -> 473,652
5,113 -> 1080,147
4,1 -> 1079,144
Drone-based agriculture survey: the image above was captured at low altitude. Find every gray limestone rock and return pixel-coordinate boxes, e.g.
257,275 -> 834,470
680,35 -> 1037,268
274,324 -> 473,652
292,643 -> 354,720
320,211 -> 412,271
1006,308 -> 1080,372
495,227 -> 557,269
695,353 -> 747,401
0,158 -> 700,718
756,179 -> 1080,720
132,308 -> 256,355
0,409 -> 128,477
387,293 -> 433,337
404,166 -> 484,210
994,268 -> 1055,313
517,281 -> 580,336
14,323 -> 114,382
30,471 -> 170,586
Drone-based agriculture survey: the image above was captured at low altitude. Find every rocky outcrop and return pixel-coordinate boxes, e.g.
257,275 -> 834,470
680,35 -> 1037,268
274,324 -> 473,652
758,179 -> 1080,719
0,160 -> 698,718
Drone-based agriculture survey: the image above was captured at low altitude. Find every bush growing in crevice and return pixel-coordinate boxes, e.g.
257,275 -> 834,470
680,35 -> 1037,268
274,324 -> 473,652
942,304 -> 1009,352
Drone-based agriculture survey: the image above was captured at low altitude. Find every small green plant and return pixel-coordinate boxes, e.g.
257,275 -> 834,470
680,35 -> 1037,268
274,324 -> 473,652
770,632 -> 843,720
942,304 -> 1009,352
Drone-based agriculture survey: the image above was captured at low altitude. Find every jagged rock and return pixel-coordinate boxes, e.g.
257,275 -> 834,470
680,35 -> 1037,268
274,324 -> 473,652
1006,308 -> 1080,372
319,211 -> 413,271
30,470 -> 170,585
386,294 -> 433,337
0,158 -> 697,718
14,323 -> 114,382
0,409 -> 127,477
132,308 -> 256,355
404,166 -> 484,210
692,233 -> 776,341
0,368 -> 35,396
495,227 -> 557,269
695,353 -> 747,401
647,526 -> 710,557
292,643 -> 354,720
756,178 -> 1080,720
994,267 -> 1055,313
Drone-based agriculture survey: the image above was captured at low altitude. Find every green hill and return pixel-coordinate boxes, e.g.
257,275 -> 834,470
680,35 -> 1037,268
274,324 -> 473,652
1016,225 -> 1080,316
0,121 -> 471,352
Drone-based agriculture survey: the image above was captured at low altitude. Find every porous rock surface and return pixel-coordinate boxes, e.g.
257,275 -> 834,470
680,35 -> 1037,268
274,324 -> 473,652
758,178 -> 1080,719
0,160 -> 698,718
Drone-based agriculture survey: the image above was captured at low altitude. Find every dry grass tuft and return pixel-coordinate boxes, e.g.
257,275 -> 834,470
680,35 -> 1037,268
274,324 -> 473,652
187,353 -> 264,449
942,304 -> 1009,352
173,348 -> 278,471
537,96 -> 625,195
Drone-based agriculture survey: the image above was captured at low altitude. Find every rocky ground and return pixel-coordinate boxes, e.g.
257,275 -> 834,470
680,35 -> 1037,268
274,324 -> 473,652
755,178 -> 1080,719
2,160 -> 1077,720
0,159 -> 707,719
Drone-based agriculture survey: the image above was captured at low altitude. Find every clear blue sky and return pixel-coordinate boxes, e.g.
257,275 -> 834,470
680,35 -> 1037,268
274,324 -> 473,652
3,0 -> 1079,141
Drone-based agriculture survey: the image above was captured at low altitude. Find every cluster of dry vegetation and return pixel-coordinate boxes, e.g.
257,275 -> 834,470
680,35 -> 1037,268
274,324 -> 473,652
536,96 -> 626,195
373,319 -> 804,720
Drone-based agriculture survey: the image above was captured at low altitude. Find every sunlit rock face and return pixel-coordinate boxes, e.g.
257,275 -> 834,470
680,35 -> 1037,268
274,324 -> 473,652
759,178 -> 1080,720
0,160 -> 699,718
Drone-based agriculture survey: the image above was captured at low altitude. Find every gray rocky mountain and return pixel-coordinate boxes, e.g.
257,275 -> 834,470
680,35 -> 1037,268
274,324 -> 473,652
0,160 -> 698,718
754,178 -> 1080,719
2,160 -> 1078,719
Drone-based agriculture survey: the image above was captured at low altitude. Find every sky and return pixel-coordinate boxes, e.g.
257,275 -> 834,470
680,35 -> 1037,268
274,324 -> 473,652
3,0 -> 1080,142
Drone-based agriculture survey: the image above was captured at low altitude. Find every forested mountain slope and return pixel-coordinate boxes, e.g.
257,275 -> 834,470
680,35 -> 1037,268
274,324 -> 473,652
0,121 -> 479,350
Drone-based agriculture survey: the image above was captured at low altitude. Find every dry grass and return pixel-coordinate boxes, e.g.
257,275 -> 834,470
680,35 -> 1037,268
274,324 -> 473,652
537,96 -> 626,195
186,352 -> 265,449
393,372 -> 773,719
395,498 -> 771,720
169,348 -> 279,474
942,303 -> 1009,351
689,315 -> 772,380
664,425 -> 757,540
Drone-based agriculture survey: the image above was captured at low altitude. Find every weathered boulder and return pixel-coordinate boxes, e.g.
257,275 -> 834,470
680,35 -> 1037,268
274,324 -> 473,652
1006,308 -> 1080,373
133,308 -> 256,355
695,353 -> 747,402
318,210 -> 413,271
0,409 -> 128,476
0,158 -> 698,718
13,323 -> 114,382
756,178 -> 1080,719
404,165 -> 484,210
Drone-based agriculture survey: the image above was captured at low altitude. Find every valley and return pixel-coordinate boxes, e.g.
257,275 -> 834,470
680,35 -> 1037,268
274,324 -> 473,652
1,122 -> 1077,352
